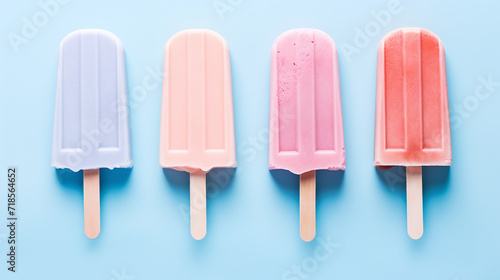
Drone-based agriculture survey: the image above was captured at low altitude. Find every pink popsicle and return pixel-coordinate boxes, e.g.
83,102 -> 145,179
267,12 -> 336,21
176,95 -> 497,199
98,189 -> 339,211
269,29 -> 345,241
159,29 -> 236,240
374,28 -> 451,239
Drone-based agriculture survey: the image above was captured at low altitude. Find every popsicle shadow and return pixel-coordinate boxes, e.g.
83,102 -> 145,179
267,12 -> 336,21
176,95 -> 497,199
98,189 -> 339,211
55,168 -> 83,192
270,169 -> 344,199
163,168 -> 236,195
422,166 -> 450,196
375,166 -> 406,196
375,166 -> 450,196
55,167 -> 132,191
162,168 -> 190,194
99,168 -> 132,193
270,169 -> 299,199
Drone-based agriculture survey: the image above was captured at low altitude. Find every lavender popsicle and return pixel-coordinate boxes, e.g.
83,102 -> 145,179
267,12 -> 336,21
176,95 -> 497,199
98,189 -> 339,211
51,29 -> 132,239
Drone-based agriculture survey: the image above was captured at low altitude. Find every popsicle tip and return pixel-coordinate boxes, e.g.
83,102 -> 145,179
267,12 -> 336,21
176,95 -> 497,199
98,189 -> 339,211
300,231 -> 315,242
273,28 -> 335,49
60,29 -> 122,49
408,228 -> 423,240
165,29 -> 229,62
191,229 -> 206,240
85,228 -> 100,239
168,29 -> 227,45
380,27 -> 443,47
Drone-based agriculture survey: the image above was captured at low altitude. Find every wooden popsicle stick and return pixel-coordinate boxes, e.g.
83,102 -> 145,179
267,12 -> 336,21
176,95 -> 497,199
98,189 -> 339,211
300,170 -> 316,242
83,169 -> 100,239
406,166 -> 423,240
190,172 -> 207,240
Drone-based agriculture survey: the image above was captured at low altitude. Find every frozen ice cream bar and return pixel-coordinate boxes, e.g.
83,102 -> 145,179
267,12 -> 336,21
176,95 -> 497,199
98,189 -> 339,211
159,29 -> 236,240
52,29 -> 132,239
374,28 -> 451,239
269,29 -> 345,241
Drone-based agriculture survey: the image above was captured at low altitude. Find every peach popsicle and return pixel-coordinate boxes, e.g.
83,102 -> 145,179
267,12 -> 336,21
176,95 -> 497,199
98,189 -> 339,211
269,29 -> 345,241
159,30 -> 236,240
374,28 -> 451,239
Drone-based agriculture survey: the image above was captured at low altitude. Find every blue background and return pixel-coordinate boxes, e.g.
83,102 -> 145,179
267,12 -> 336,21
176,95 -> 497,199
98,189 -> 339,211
0,0 -> 499,279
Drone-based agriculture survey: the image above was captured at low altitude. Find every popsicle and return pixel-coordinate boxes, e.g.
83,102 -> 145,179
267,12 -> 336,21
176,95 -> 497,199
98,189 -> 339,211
52,29 -> 132,239
269,29 -> 345,241
159,29 -> 236,240
374,27 -> 451,239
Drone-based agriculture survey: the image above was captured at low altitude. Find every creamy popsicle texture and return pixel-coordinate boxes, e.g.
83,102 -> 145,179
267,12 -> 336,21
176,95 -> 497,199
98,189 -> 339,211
159,29 -> 235,172
52,29 -> 132,239
269,29 -> 344,241
374,28 -> 451,239
269,29 -> 345,174
52,29 -> 132,171
160,29 -> 235,240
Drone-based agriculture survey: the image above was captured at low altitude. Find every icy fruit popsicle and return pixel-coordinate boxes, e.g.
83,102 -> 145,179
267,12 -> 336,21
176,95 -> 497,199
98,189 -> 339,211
159,29 -> 236,240
52,29 -> 132,239
374,28 -> 451,239
269,29 -> 345,242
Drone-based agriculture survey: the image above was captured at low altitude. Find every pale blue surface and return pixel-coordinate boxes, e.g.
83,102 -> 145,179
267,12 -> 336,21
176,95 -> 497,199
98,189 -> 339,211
0,0 -> 499,279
